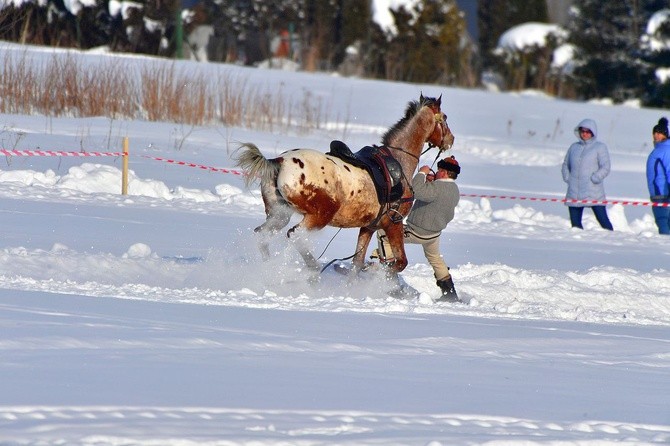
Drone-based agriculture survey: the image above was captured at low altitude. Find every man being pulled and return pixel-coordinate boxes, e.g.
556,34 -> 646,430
376,155 -> 461,302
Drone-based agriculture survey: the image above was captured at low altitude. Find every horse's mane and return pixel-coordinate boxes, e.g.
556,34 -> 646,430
382,96 -> 439,146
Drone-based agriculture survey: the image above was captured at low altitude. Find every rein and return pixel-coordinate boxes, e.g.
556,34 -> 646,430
386,142 -> 436,159
318,230 -> 363,273
428,150 -> 442,171
386,144 -> 420,161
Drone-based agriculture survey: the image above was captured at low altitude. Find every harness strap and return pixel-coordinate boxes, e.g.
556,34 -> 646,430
366,195 -> 413,230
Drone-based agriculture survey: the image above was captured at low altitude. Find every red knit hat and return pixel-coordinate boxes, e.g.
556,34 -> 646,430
437,155 -> 460,175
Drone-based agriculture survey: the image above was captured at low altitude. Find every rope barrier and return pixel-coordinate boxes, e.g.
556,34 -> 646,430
121,156 -> 670,208
140,155 -> 245,176
1,149 -> 124,157
5,147 -> 667,207
460,193 -> 670,207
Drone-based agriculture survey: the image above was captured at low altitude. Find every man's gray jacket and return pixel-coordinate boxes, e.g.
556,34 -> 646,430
406,172 -> 460,235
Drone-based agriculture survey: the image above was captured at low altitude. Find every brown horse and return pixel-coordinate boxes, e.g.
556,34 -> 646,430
235,94 -> 454,275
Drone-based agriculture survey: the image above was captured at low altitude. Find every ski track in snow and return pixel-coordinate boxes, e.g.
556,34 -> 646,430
1,406 -> 669,445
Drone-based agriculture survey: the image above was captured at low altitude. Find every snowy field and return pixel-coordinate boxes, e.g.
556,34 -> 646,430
0,43 -> 669,445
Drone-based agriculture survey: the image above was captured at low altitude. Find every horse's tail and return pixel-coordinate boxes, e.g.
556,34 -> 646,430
234,143 -> 280,188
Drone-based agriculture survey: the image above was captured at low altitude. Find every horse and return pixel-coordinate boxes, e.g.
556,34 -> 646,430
234,94 -> 454,276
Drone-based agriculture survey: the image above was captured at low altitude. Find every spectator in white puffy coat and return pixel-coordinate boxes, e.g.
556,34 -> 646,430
561,118 -> 614,230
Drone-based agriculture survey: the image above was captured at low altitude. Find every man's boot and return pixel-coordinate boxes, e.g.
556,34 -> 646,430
435,276 -> 460,303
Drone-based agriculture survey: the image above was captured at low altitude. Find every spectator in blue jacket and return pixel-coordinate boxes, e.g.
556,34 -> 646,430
646,117 -> 670,235
561,119 -> 614,230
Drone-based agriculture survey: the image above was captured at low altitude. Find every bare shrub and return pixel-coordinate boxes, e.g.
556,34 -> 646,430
141,64 -> 215,126
81,61 -> 136,118
298,89 -> 325,133
215,74 -> 246,127
42,54 -> 82,115
1,51 -> 37,114
0,51 -> 343,134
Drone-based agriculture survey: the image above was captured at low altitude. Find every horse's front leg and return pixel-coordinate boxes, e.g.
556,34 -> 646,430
383,222 -> 408,273
353,227 -> 374,270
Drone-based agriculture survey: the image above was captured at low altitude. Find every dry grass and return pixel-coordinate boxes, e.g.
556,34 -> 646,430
0,51 -> 336,133
1,51 -> 37,114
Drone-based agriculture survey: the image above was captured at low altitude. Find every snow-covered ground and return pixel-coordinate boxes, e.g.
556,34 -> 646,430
0,43 -> 669,445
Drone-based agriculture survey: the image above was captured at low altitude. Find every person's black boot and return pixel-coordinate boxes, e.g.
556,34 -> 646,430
435,276 -> 460,303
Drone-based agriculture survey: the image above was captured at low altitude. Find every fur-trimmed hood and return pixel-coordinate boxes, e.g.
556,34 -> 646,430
574,118 -> 598,140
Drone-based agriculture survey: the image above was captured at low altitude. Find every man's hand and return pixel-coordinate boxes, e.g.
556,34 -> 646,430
419,165 -> 434,182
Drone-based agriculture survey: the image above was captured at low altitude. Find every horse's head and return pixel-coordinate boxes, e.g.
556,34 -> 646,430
420,94 -> 454,152
382,94 -> 455,158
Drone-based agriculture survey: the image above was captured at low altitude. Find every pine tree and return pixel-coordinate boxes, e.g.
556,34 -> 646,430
0,0 -> 115,50
477,0 -> 549,70
337,0 -> 371,65
384,0 -> 472,85
200,0 -> 304,65
641,3 -> 670,107
566,0 -> 659,103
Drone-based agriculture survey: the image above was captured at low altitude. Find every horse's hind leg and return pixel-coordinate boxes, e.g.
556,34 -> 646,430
255,203 -> 293,234
255,209 -> 292,260
292,234 -> 320,271
255,183 -> 293,259
286,212 -> 337,271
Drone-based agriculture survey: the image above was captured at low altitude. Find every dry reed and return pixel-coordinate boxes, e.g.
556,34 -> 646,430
0,51 -> 335,133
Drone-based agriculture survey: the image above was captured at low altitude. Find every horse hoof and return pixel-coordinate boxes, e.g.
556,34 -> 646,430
334,262 -> 377,276
388,284 -> 420,300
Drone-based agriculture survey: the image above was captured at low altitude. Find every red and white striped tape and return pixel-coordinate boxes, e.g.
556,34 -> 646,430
1,149 -> 125,157
141,155 -> 245,176
126,157 -> 670,207
5,148 -> 666,207
460,193 -> 670,207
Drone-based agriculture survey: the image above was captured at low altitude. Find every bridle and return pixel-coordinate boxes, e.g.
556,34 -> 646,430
426,112 -> 449,152
387,111 -> 450,160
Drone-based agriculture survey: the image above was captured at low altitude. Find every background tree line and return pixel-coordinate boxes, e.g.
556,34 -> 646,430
1,0 -> 668,107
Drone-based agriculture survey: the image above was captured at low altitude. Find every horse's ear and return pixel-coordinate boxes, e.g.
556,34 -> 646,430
436,94 -> 442,107
420,92 -> 425,103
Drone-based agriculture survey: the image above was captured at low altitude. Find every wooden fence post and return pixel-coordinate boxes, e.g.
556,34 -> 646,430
122,137 -> 129,195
